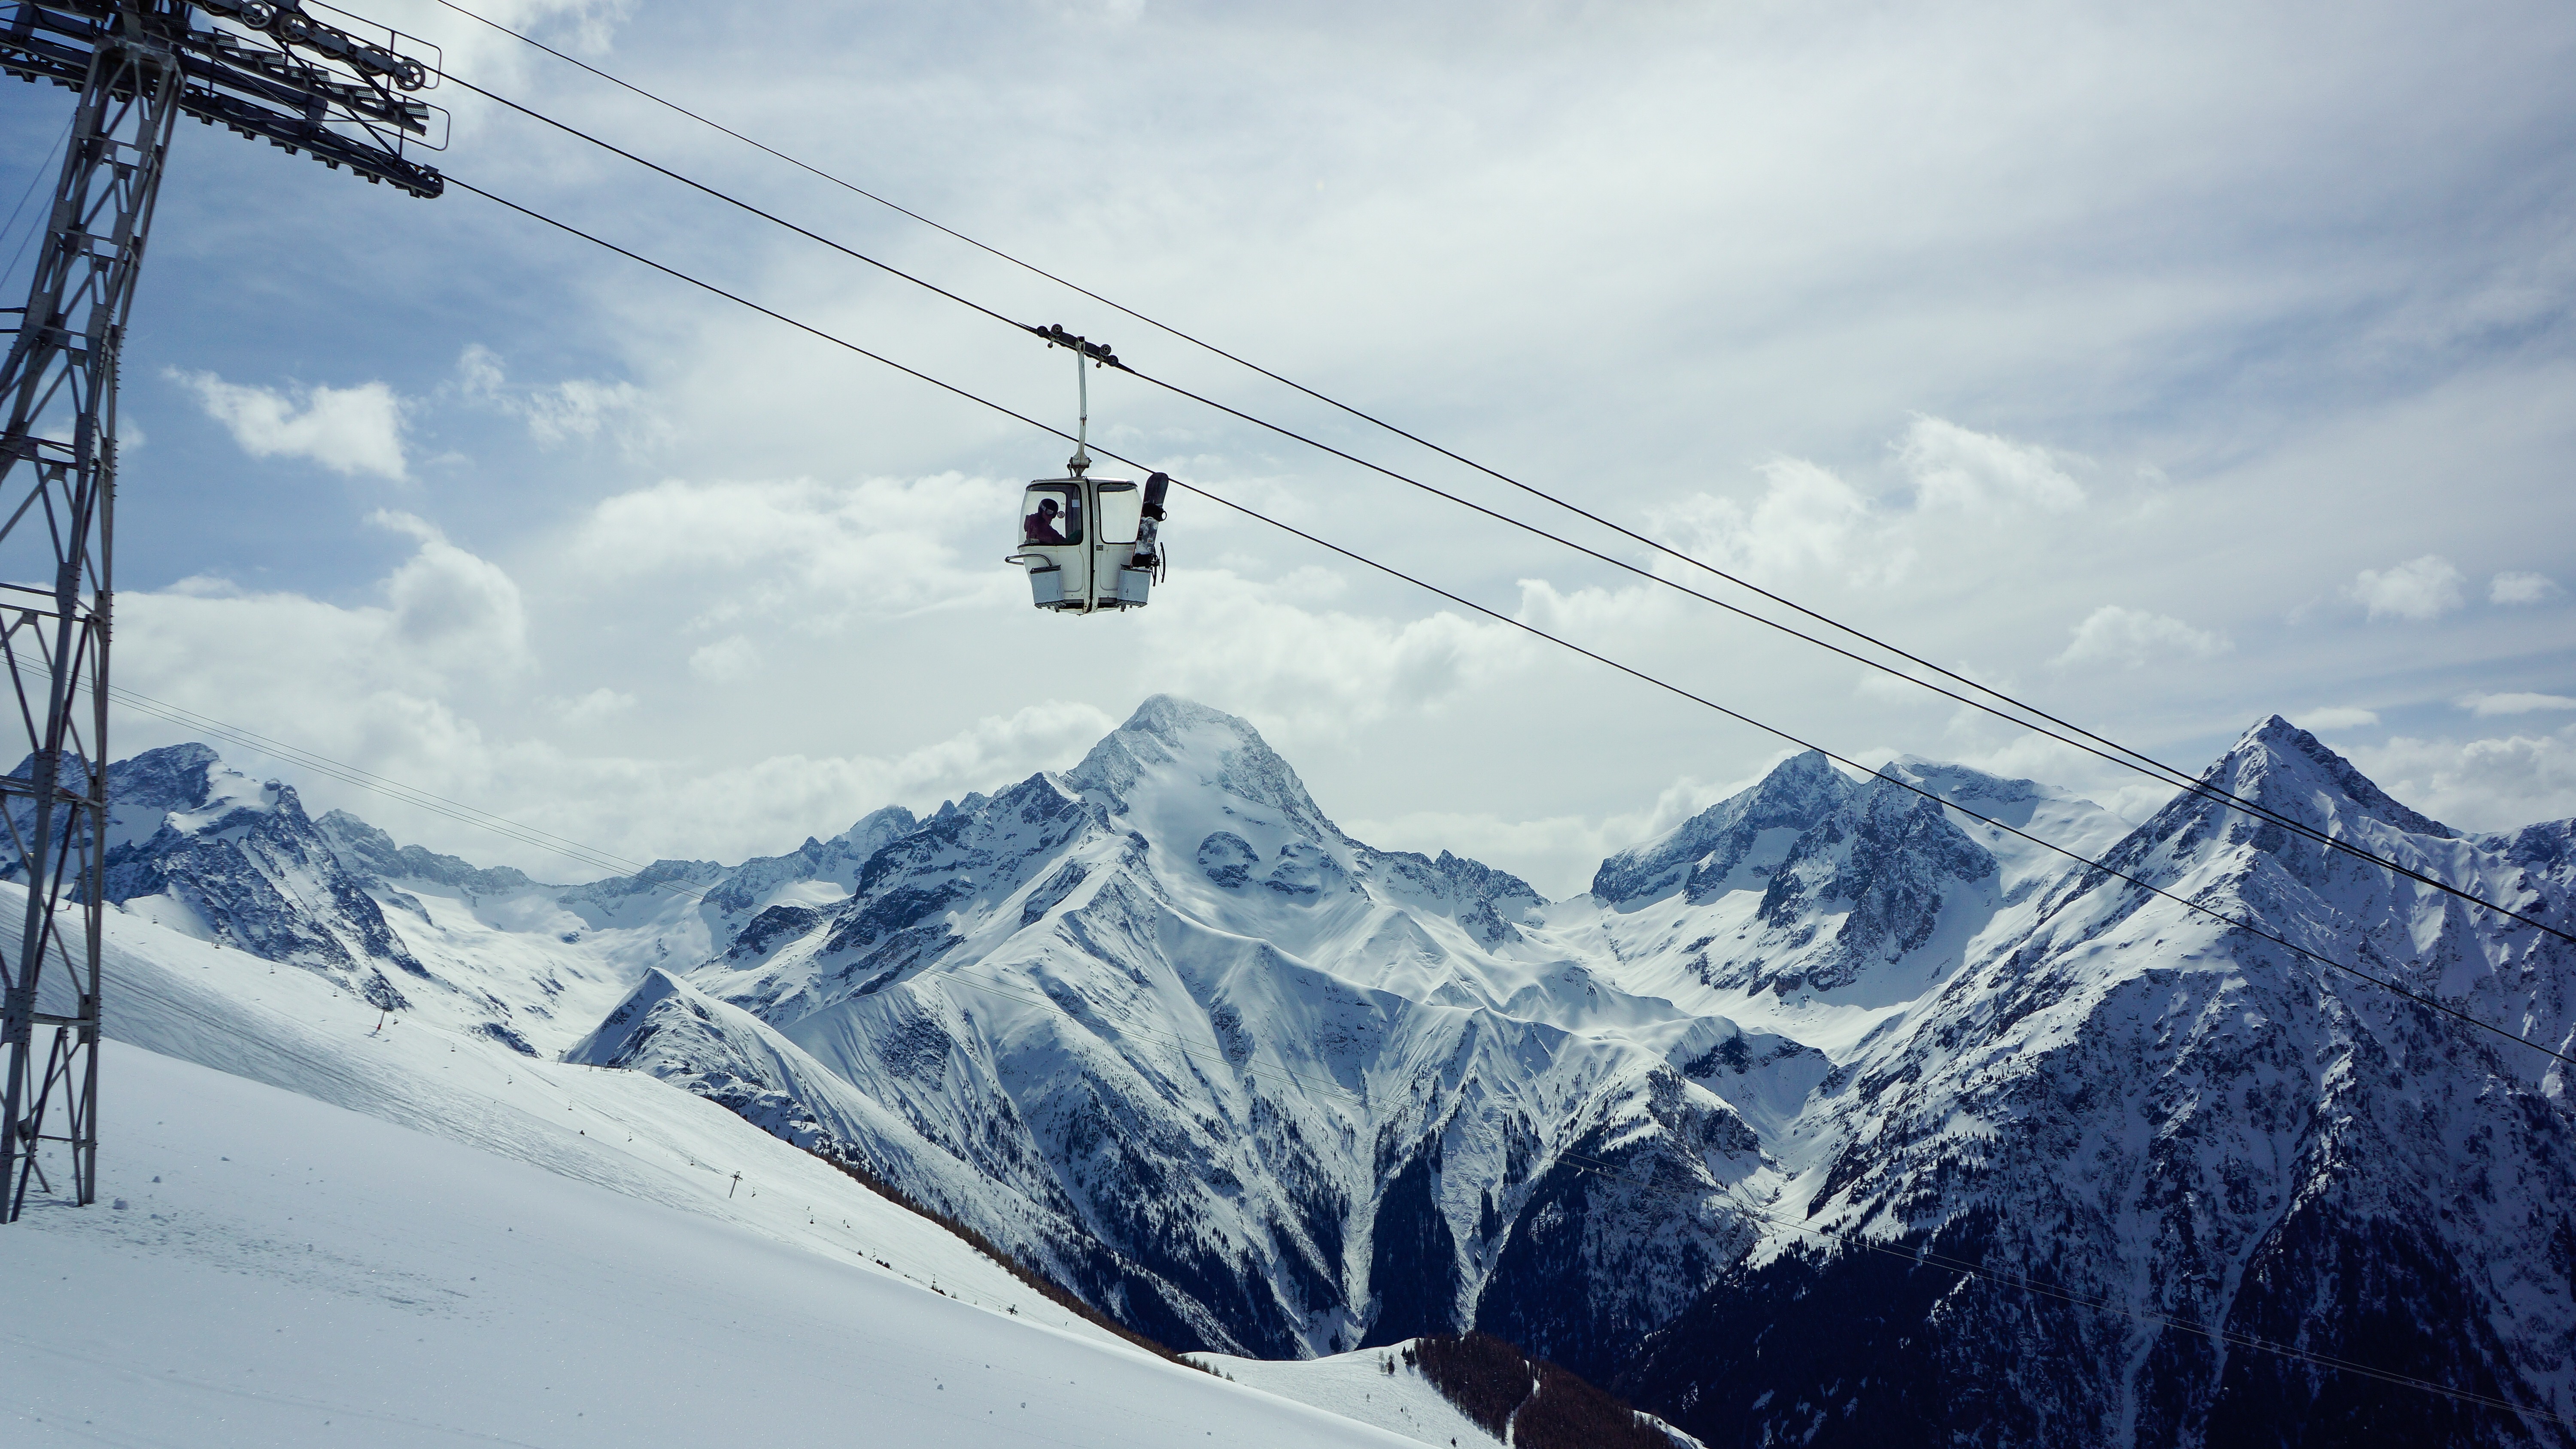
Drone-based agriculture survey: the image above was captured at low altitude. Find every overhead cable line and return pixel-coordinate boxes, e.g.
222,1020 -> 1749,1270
410,0 -> 2553,946
422,65 -> 2572,952
443,175 -> 2576,1073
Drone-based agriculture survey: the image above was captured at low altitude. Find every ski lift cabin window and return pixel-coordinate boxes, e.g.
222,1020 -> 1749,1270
1023,484 -> 1081,546
1096,482 -> 1141,544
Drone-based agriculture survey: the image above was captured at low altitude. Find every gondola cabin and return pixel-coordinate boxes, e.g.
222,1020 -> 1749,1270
1008,326 -> 1167,613
1013,470 -> 1167,613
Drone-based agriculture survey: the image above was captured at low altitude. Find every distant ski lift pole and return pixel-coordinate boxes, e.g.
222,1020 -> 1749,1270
1007,324 -> 1170,615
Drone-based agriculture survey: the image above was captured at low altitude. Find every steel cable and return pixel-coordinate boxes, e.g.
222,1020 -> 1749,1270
437,175 -> 2576,1073
416,62 -> 2575,951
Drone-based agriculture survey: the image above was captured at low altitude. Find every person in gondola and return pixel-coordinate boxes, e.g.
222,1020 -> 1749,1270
1024,496 -> 1067,545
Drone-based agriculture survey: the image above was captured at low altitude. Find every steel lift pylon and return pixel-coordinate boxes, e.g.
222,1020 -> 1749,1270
0,0 -> 443,1222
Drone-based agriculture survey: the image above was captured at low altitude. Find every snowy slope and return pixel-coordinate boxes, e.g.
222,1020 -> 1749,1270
27,876 -> 1113,1336
25,700 -> 2576,1446
1617,718 -> 2576,1446
1195,1344 -> 1509,1448
655,697 -> 1776,1362
1,1043 -> 1435,1449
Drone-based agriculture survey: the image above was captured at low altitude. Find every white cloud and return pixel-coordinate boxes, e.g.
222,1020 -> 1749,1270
2348,725 -> 2576,834
1649,458 -> 1871,581
1129,567 -> 1531,742
457,344 -> 652,448
2491,571 -> 2563,605
2099,780 -> 2184,826
1896,416 -> 2084,514
2461,691 -> 2576,716
550,688 -> 637,726
418,0 -> 635,130
171,368 -> 407,479
371,512 -> 534,676
1645,415 -> 2081,593
689,635 -> 761,682
532,0 -> 633,55
570,473 -> 1017,627
869,701 -> 1121,800
2347,555 -> 2464,621
2293,706 -> 2380,731
2051,606 -> 2231,669
124,516 -> 532,704
1347,756 -> 1795,899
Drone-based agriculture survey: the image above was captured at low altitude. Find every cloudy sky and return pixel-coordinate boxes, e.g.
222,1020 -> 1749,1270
3,0 -> 2570,896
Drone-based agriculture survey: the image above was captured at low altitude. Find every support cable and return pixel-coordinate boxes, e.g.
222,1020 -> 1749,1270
407,0 -> 2560,944
424,68 -> 2573,951
453,179 -> 2576,1071
0,110 -> 77,290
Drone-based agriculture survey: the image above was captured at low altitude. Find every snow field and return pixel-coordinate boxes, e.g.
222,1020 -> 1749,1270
2,1044 -> 1428,1448
1196,1342 -> 1707,1449
30,879 -> 1091,1335
1194,1345 -> 1506,1448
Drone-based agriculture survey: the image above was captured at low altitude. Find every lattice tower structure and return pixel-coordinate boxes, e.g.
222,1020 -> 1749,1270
0,0 -> 441,1220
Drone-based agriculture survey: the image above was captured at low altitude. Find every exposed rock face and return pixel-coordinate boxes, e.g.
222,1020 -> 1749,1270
33,744 -> 428,1011
1592,750 -> 1854,908
317,810 -> 537,897
1612,717 -> 2576,1446
634,696 -> 1754,1360
1747,776 -> 1997,993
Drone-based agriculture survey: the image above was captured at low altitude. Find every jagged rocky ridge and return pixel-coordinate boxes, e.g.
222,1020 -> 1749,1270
67,702 -> 2576,1446
581,698 -> 1768,1361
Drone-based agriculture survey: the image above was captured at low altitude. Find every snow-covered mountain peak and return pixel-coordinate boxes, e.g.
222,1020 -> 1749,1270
1879,754 -> 2040,805
92,743 -> 304,851
1066,694 -> 1343,849
1590,748 -> 1856,907
2201,713 -> 2458,842
37,740 -> 291,851
1876,755 -> 2134,892
97,738 -> 219,800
